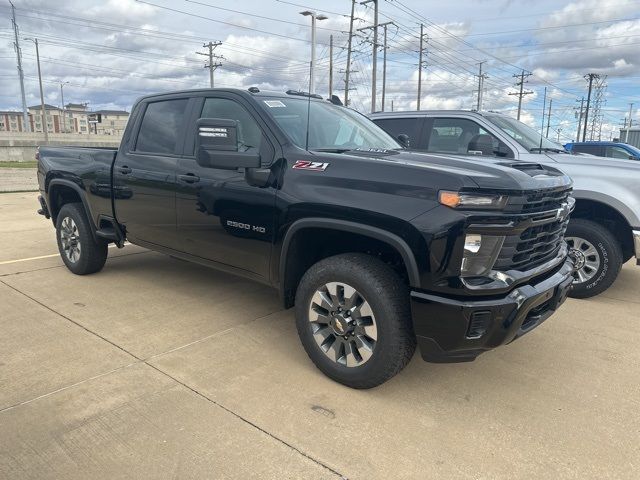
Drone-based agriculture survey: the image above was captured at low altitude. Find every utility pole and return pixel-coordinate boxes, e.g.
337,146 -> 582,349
329,35 -> 334,98
344,0 -> 356,106
358,0 -> 379,112
476,61 -> 487,111
509,70 -> 533,120
10,1 -> 29,132
417,24 -> 427,110
546,98 -> 552,138
381,25 -> 387,111
625,103 -> 634,143
197,41 -> 223,88
25,38 -> 47,142
575,97 -> 585,142
376,21 -> 394,111
60,82 -> 68,133
539,87 -> 547,150
582,73 -> 598,142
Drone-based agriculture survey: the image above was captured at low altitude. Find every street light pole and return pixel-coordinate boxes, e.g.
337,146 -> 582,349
300,11 -> 328,94
25,38 -> 48,142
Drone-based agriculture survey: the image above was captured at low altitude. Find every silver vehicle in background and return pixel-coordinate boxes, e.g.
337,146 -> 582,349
370,110 -> 640,298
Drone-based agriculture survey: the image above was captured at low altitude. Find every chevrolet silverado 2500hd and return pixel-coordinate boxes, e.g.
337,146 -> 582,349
37,88 -> 574,388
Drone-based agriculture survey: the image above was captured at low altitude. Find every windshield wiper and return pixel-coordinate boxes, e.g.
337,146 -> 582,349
529,147 -> 567,153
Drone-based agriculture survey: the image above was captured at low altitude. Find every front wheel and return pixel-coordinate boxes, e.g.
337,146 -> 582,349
56,203 -> 108,275
566,219 -> 622,298
295,253 -> 416,389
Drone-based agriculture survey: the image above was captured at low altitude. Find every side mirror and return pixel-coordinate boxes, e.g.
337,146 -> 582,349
196,118 -> 261,170
397,134 -> 410,148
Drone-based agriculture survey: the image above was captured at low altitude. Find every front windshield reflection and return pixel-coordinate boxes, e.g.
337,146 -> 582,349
259,96 -> 400,151
486,114 -> 566,152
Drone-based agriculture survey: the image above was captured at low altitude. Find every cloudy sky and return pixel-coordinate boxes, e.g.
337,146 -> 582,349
1,0 -> 638,142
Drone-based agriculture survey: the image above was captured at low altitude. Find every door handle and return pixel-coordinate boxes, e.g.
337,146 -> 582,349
179,173 -> 200,183
117,165 -> 132,174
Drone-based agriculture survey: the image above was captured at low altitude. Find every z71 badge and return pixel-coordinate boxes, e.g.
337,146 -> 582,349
292,160 -> 329,172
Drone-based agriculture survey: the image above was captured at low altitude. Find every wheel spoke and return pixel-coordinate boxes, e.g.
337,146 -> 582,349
584,259 -> 600,270
326,337 -> 344,363
353,335 -> 374,363
576,268 -> 588,283
325,282 -> 341,307
341,284 -> 358,309
582,246 -> 597,258
344,341 -> 360,367
311,290 -> 334,311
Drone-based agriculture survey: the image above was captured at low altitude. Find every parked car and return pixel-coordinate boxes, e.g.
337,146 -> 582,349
36,89 -> 574,388
564,141 -> 640,161
370,110 -> 640,298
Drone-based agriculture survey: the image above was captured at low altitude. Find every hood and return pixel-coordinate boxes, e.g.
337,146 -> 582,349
343,149 -> 571,192
545,152 -> 640,172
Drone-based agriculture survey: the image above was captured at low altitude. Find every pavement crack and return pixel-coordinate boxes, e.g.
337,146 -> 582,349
145,363 -> 347,479
2,281 -> 345,477
0,280 -> 142,362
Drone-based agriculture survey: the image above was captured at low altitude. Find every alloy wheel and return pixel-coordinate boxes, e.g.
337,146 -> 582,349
60,216 -> 82,263
566,236 -> 601,284
308,282 -> 378,367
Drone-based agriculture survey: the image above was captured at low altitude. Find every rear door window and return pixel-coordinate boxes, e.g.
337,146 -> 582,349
135,99 -> 189,155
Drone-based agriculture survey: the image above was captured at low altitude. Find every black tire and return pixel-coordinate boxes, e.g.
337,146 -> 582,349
56,203 -> 108,275
295,253 -> 416,389
566,218 -> 623,299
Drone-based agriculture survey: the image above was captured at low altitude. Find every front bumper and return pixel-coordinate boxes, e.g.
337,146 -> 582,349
633,230 -> 640,265
410,259 -> 574,363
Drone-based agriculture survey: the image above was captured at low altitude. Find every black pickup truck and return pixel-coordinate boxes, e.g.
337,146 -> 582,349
37,88 -> 575,388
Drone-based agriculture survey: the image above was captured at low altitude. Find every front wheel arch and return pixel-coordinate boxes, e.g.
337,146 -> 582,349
278,219 -> 422,308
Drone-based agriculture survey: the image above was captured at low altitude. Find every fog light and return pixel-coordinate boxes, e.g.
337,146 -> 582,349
464,234 -> 482,253
466,310 -> 492,339
461,234 -> 505,277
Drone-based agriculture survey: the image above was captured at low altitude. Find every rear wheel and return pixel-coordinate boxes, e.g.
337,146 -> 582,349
56,203 -> 108,275
295,253 -> 416,389
566,218 -> 622,298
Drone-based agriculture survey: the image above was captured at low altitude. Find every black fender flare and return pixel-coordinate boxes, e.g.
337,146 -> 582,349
278,217 -> 422,291
47,179 -> 98,239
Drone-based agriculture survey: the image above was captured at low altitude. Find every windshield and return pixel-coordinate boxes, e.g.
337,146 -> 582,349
258,96 -> 400,151
485,114 -> 566,152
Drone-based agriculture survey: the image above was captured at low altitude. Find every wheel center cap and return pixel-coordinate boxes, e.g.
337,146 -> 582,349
331,313 -> 352,336
570,248 -> 586,269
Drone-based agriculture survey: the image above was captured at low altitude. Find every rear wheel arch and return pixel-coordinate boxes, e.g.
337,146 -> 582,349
47,181 -> 98,238
278,218 -> 421,308
571,198 -> 634,261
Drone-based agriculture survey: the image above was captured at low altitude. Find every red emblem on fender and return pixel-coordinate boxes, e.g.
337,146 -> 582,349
292,160 -> 329,172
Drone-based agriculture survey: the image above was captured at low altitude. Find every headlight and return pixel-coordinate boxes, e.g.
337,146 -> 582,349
461,234 -> 505,277
439,191 -> 507,209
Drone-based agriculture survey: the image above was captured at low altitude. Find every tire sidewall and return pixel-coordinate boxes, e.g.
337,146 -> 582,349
295,257 -> 410,386
56,204 -> 93,274
567,220 -> 622,298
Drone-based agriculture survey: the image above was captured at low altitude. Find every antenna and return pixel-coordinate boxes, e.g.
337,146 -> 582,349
305,60 -> 312,151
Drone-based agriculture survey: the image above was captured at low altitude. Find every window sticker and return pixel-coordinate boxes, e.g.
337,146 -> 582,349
264,100 -> 286,108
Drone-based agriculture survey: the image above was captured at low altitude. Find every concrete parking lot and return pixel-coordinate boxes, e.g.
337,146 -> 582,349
1,191 -> 639,479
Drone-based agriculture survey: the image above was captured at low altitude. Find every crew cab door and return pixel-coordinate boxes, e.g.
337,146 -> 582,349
175,95 -> 278,279
113,97 -> 189,247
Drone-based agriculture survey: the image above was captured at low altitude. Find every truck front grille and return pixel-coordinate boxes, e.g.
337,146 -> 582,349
506,187 -> 572,214
494,215 -> 570,272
